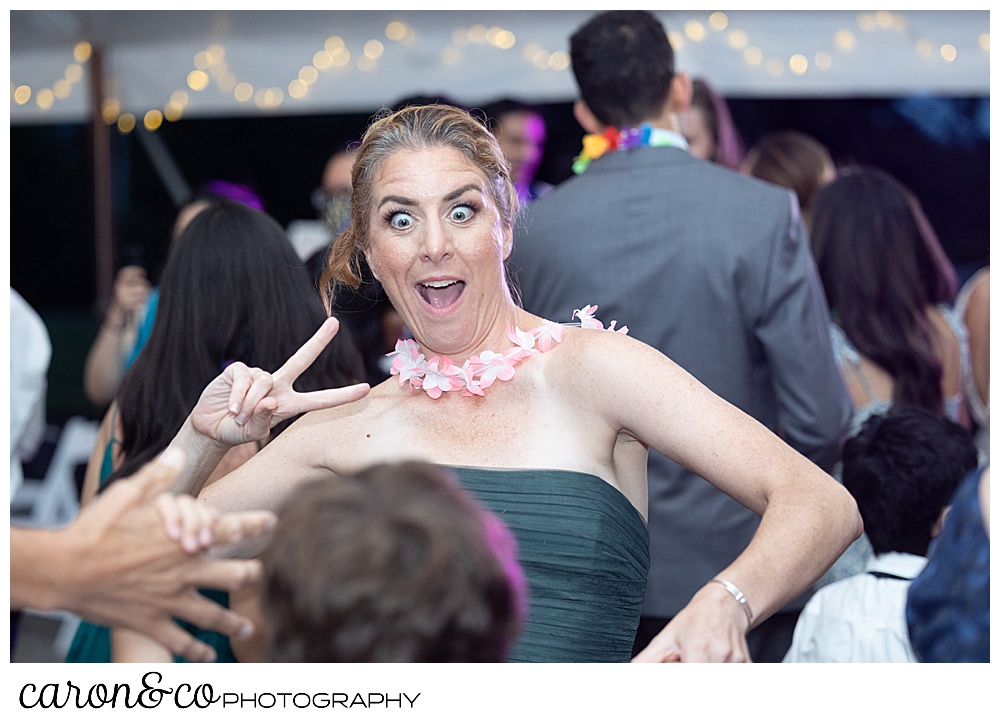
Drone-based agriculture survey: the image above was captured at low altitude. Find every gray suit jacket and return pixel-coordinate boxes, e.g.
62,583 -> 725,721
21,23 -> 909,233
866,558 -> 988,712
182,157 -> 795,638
511,145 -> 852,617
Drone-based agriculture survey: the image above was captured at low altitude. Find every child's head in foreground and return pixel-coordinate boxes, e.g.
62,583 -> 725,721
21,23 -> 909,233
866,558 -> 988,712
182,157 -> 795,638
261,461 -> 527,662
842,406 -> 977,557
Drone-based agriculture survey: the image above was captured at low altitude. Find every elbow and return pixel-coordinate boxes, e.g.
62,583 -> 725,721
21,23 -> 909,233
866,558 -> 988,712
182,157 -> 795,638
834,483 -> 864,544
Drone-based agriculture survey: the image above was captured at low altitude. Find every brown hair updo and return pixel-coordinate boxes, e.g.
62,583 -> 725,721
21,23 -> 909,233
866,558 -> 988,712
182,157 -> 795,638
319,104 -> 519,310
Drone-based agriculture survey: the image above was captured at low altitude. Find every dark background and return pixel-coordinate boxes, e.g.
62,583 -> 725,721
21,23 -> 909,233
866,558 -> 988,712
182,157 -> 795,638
10,95 -> 991,420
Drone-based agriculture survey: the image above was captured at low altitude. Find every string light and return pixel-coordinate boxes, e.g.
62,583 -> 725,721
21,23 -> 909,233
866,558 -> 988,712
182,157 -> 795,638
164,103 -> 183,122
102,98 -> 120,124
117,113 -> 135,134
468,25 -> 488,44
143,109 -> 163,131
15,12 -> 983,119
187,70 -> 209,91
386,22 -> 406,41
330,48 -> 351,66
299,65 -> 319,84
685,21 -> 706,42
728,30 -> 748,49
835,30 -> 855,50
493,30 -> 515,49
313,50 -> 333,70
36,88 -> 54,109
73,42 -> 92,63
548,51 -> 570,70
234,82 -> 253,102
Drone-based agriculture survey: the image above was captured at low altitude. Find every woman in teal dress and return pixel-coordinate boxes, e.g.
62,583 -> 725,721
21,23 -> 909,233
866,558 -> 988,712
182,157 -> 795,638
66,197 -> 364,662
158,105 -> 862,663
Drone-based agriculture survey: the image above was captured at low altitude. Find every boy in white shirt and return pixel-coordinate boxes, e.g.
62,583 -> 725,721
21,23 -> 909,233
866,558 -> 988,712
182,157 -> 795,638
784,407 -> 977,663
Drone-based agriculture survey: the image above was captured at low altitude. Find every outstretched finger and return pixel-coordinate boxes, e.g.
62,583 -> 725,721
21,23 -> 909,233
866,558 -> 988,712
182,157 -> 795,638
143,617 -> 218,663
274,317 -> 340,384
184,558 -> 264,592
212,510 -> 278,547
291,383 -> 371,415
170,590 -> 256,644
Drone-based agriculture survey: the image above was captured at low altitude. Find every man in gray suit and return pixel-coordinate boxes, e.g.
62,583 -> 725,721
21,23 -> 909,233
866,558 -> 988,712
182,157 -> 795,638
511,10 -> 852,661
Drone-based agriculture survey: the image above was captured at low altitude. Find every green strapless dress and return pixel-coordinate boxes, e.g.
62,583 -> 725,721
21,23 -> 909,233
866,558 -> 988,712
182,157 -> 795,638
452,467 -> 650,662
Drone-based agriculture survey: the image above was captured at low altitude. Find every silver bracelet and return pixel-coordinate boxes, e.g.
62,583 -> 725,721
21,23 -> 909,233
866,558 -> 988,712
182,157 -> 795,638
710,578 -> 753,627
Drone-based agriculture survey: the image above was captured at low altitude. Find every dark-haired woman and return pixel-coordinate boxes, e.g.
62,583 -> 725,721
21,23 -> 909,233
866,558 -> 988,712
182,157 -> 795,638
810,168 -> 969,438
66,198 -> 365,662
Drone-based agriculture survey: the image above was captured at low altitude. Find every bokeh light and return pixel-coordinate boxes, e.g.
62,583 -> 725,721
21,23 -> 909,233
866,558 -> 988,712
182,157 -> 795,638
187,70 -> 209,91
709,13 -> 728,31
117,113 -> 136,133
73,42 -> 92,63
234,83 -> 254,102
728,30 -> 748,49
685,21 -> 706,42
144,109 -> 163,131
36,88 -> 54,109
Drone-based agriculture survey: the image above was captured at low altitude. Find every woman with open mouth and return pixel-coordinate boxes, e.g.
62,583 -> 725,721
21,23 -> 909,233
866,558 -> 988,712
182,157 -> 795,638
160,104 -> 862,663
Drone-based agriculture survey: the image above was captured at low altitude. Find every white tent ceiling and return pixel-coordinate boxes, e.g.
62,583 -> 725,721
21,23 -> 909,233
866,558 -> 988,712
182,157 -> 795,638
10,9 -> 991,125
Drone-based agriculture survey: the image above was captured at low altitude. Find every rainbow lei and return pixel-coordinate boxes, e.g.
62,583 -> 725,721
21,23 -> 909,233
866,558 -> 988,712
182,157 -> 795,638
571,122 -> 689,174
388,305 -> 628,398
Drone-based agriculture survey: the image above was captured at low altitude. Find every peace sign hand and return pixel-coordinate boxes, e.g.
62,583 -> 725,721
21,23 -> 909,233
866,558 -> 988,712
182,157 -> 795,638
190,317 -> 370,446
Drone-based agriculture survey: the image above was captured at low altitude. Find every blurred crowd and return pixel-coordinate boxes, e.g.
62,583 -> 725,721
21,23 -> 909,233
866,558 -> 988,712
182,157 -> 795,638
11,10 -> 988,664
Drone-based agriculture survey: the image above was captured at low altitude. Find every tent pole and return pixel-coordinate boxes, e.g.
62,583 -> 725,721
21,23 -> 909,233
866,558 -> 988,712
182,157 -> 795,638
90,46 -> 115,304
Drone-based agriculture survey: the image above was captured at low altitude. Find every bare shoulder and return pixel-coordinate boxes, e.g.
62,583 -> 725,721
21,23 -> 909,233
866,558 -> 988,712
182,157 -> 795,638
541,326 -> 694,413
546,326 -> 681,382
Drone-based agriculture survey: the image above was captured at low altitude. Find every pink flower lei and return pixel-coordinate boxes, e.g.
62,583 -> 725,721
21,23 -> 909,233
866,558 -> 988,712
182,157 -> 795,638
387,305 -> 628,398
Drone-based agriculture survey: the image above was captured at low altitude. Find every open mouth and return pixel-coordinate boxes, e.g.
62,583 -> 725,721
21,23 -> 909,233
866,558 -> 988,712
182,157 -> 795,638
416,279 -> 466,310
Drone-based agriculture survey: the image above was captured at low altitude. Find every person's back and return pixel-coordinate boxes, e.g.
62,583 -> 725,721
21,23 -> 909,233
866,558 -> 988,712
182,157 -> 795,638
511,10 -> 851,661
784,407 -> 977,662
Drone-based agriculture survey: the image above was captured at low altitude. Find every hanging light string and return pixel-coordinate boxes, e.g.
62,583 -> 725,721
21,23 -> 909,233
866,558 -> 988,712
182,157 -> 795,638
14,14 -> 988,126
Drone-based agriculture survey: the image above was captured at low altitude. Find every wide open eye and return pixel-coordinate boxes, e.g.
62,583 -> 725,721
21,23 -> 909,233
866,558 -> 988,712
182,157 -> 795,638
389,211 -> 414,230
448,204 -> 474,223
